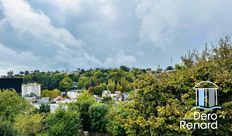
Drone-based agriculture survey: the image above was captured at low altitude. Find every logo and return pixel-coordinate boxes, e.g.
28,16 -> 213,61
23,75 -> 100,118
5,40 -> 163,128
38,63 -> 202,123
192,81 -> 221,110
180,81 -> 221,130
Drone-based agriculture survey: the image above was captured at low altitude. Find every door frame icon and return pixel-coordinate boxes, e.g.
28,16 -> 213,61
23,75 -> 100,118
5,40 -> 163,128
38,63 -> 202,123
192,81 -> 221,110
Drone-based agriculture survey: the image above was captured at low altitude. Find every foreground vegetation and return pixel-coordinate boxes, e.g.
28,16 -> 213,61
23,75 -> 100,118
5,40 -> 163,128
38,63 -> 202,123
1,37 -> 232,135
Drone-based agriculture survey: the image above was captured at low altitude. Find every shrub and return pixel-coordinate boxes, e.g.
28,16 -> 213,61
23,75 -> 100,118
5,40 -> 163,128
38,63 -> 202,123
90,103 -> 108,133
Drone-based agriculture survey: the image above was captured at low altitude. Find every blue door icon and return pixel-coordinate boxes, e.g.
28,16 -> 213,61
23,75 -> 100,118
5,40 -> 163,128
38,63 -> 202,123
193,81 -> 221,110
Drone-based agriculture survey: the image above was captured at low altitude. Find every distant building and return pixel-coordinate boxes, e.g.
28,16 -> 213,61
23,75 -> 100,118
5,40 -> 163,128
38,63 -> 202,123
32,102 -> 66,113
61,92 -> 66,97
53,96 -> 75,104
110,94 -> 118,100
121,92 -> 129,101
102,90 -> 111,97
54,96 -> 64,101
0,78 -> 23,93
22,83 -> 41,97
93,95 -> 101,102
102,90 -> 126,101
67,90 -> 81,99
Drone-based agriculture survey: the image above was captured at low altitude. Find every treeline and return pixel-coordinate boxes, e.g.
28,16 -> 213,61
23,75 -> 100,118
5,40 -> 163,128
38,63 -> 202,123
1,36 -> 232,135
14,66 -> 172,95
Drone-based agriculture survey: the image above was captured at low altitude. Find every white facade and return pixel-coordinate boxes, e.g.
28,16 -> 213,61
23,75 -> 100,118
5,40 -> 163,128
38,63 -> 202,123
32,103 -> 67,113
102,90 -> 111,97
22,83 -> 41,97
67,90 -> 81,99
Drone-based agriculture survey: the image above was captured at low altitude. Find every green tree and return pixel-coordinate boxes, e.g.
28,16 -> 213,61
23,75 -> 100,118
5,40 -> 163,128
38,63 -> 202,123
116,82 -> 122,92
105,37 -> 232,135
166,66 -> 174,71
59,76 -> 73,92
0,90 -> 32,121
0,120 -> 13,136
0,90 -> 32,135
42,89 -> 61,98
89,103 -> 108,133
92,83 -> 107,95
120,66 -> 130,72
106,102 -> 127,136
120,78 -> 130,92
69,91 -> 96,131
7,71 -> 14,78
77,76 -> 89,89
39,103 -> 50,113
107,79 -> 116,93
46,108 -> 80,136
13,114 -> 44,136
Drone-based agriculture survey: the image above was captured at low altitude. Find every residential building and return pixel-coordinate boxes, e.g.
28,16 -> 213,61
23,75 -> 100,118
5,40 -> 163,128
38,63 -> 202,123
67,90 -> 81,99
22,83 -> 41,97
102,90 -> 111,97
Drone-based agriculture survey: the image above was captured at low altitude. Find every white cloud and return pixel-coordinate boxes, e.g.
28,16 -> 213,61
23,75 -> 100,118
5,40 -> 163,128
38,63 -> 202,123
136,0 -> 232,49
53,0 -> 117,20
1,0 -> 82,49
1,0 -> 232,73
32,0 -> 117,26
0,0 -> 104,69
104,51 -> 137,67
0,43 -> 44,74
0,0 -> 139,73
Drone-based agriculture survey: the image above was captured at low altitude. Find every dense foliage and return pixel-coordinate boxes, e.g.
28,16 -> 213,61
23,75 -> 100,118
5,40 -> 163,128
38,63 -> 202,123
1,37 -> 232,135
42,89 -> 61,98
0,90 -> 32,136
105,37 -> 232,135
69,91 -> 96,132
15,66 -> 147,95
90,103 -> 108,133
46,108 -> 80,136
13,114 -> 44,136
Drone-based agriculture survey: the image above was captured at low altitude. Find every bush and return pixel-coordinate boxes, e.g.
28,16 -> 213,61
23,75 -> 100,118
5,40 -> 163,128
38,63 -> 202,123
13,114 -> 44,136
39,103 -> 50,113
0,90 -> 32,121
90,103 -> 108,133
46,108 -> 80,136
69,91 -> 96,131
42,89 -> 61,98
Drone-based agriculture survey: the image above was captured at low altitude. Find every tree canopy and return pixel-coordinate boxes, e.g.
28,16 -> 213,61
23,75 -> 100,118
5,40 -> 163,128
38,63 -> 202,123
3,36 -> 232,135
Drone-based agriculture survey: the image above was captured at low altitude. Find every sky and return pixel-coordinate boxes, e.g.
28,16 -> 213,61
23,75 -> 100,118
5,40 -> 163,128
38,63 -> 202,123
0,0 -> 232,75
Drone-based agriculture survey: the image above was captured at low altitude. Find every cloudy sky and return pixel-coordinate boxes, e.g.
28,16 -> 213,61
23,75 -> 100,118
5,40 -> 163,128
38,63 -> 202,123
0,0 -> 232,74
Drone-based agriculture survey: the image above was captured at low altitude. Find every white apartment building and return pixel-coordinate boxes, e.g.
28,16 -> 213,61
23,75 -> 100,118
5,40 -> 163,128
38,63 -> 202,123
22,83 -> 41,97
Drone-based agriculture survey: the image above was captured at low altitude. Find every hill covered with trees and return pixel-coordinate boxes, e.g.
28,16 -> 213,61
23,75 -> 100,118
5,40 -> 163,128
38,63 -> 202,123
1,36 -> 232,135
14,65 -> 155,95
